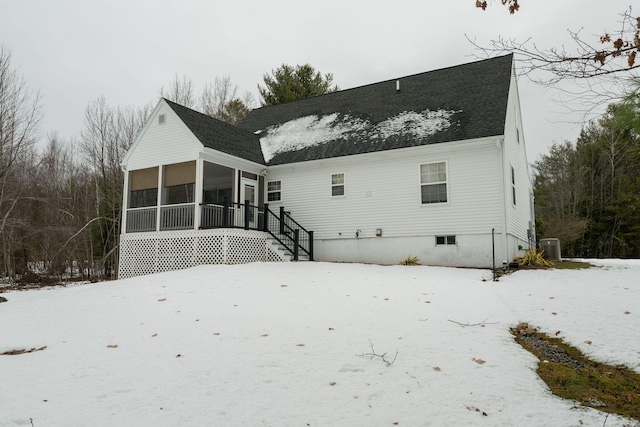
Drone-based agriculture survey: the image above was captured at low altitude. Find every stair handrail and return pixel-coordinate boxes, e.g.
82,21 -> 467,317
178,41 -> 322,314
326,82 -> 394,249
263,204 -> 314,261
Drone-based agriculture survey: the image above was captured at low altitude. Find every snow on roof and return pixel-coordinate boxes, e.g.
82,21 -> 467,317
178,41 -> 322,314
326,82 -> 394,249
259,109 -> 457,162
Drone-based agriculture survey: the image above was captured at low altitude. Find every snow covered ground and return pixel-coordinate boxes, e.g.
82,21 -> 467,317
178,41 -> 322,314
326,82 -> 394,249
1,259 -> 639,426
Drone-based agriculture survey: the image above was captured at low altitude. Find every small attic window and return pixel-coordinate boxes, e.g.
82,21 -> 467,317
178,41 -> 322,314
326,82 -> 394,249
158,114 -> 166,125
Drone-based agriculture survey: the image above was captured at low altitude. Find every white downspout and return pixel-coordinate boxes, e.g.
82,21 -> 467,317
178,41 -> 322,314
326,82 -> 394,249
121,166 -> 129,236
119,166 -> 129,279
156,166 -> 163,233
498,137 -> 509,265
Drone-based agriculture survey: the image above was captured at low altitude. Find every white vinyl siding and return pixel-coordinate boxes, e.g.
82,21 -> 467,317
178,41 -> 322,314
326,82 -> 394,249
436,235 -> 456,245
126,104 -> 202,170
503,68 -> 535,246
265,139 -> 502,240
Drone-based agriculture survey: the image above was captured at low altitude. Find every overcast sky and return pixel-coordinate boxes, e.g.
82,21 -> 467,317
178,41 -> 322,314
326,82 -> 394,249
1,0 -> 633,163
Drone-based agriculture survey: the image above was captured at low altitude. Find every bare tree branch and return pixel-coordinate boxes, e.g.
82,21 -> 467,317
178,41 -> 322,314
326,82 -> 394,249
358,340 -> 398,366
160,74 -> 195,108
447,319 -> 496,328
470,7 -> 640,115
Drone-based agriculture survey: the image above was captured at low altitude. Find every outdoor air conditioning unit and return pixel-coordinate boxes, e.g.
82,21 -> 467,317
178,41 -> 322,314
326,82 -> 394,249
540,238 -> 561,262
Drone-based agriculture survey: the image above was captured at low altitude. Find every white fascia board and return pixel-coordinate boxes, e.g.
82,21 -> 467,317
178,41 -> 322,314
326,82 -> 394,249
508,61 -> 532,183
200,146 -> 266,173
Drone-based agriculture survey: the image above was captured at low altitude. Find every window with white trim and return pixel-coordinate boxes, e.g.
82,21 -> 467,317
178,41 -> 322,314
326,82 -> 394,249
420,162 -> 447,204
511,165 -> 516,206
331,173 -> 345,197
436,235 -> 456,245
267,180 -> 282,202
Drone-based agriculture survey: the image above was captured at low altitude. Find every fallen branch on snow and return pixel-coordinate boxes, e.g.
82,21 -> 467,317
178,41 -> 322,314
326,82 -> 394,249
1,346 -> 47,356
447,319 -> 496,328
358,339 -> 398,366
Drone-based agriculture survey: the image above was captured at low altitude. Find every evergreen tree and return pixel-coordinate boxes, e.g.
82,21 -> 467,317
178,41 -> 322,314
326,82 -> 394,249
258,64 -> 339,106
533,101 -> 640,258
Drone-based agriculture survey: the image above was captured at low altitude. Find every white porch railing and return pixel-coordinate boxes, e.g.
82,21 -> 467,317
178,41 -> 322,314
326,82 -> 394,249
125,202 -> 261,232
200,203 -> 234,228
160,203 -> 195,231
126,207 -> 157,233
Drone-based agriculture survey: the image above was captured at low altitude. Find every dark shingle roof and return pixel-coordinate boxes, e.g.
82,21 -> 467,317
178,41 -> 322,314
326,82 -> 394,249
164,99 -> 265,164
239,54 -> 513,165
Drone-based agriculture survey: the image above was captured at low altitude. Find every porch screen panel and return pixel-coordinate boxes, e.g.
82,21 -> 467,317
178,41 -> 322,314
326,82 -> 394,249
131,167 -> 159,191
164,161 -> 196,186
203,162 -> 234,204
164,161 -> 196,205
129,167 -> 159,208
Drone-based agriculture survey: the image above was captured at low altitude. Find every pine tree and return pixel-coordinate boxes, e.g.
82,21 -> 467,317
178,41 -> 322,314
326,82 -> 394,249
259,64 -> 339,106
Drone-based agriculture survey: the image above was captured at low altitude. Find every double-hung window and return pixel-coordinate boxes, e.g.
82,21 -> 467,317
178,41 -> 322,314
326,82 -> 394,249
331,173 -> 345,197
420,162 -> 447,204
267,180 -> 282,202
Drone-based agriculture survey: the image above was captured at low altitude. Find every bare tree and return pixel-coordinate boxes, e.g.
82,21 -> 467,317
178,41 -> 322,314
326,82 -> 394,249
160,74 -> 195,108
472,4 -> 640,113
0,45 -> 42,279
80,97 -> 150,279
199,76 -> 237,118
117,103 -> 152,151
0,46 -> 42,180
28,133 -> 78,275
160,74 -> 255,124
199,76 -> 255,124
533,141 -> 587,245
0,145 -> 39,278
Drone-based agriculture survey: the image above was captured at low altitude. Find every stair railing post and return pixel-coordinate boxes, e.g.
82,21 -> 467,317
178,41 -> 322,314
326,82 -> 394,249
308,231 -> 314,261
279,206 -> 285,235
244,200 -> 250,230
293,229 -> 299,261
262,203 -> 270,232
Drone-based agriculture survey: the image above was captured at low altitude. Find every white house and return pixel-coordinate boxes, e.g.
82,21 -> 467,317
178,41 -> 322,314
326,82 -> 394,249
118,54 -> 535,278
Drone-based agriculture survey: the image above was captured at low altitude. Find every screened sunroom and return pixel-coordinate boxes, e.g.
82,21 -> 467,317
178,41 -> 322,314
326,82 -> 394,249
123,160 -> 265,234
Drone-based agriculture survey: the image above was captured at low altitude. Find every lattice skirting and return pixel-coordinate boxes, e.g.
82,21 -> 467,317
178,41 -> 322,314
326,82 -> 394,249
119,229 -> 287,279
